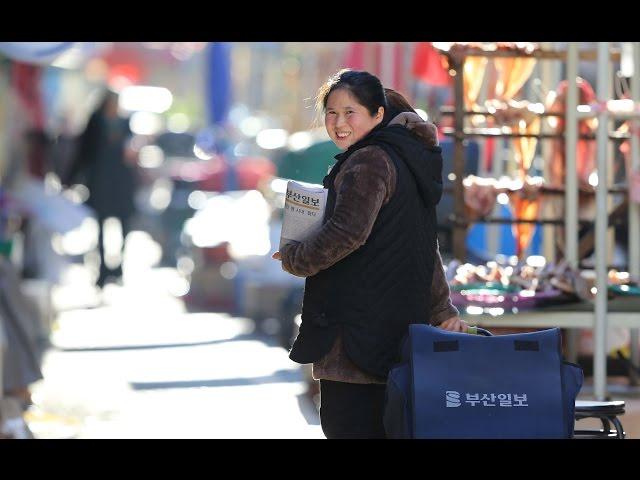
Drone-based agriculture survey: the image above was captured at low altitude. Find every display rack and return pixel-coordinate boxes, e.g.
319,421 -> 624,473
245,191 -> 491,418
440,43 -> 640,400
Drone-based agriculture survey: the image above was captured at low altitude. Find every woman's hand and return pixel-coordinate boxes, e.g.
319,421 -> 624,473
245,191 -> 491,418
272,251 -> 282,261
439,315 -> 469,333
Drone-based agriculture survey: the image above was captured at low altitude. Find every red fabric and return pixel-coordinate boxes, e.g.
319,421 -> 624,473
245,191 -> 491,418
235,157 -> 275,190
548,78 -> 597,187
12,62 -> 47,177
412,42 -> 451,87
393,42 -> 405,92
12,62 -> 44,129
102,44 -> 146,86
343,42 -> 382,78
343,43 -> 406,92
484,137 -> 495,172
170,156 -> 228,191
370,43 -> 382,77
343,42 -> 366,70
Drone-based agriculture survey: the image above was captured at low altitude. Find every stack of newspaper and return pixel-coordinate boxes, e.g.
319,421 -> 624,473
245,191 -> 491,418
279,180 -> 328,250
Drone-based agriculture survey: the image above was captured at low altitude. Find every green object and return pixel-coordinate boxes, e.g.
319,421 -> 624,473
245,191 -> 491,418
0,240 -> 12,258
277,140 -> 340,184
609,284 -> 640,297
450,282 -> 519,293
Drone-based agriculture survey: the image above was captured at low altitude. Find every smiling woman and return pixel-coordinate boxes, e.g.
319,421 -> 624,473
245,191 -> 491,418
275,69 -> 460,439
317,68 -> 386,151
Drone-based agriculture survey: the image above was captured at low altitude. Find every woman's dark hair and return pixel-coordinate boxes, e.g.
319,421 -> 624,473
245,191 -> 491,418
383,88 -> 418,124
315,69 -> 417,126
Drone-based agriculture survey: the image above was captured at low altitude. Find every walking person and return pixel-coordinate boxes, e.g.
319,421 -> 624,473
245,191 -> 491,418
64,90 -> 138,288
273,69 -> 466,439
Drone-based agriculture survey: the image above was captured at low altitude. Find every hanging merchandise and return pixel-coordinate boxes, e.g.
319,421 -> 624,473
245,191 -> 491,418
512,113 -> 541,178
511,108 -> 542,260
545,77 -> 598,189
492,51 -> 537,102
462,176 -> 497,220
616,122 -> 640,204
510,194 -> 540,260
462,56 -> 488,113
544,77 -> 599,259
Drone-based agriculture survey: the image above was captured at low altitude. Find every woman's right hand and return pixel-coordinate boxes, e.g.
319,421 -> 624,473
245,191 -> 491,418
439,315 -> 469,333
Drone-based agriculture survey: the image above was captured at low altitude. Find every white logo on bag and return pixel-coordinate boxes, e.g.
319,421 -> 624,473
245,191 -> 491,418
444,391 -> 529,408
446,391 -> 461,407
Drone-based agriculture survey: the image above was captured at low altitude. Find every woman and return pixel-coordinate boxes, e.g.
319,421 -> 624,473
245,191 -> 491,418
273,69 -> 466,438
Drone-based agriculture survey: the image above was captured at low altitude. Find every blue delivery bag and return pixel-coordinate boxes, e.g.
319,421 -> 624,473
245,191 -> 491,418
384,324 -> 583,439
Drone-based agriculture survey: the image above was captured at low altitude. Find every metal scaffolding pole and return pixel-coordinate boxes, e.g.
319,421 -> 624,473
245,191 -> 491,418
630,42 -> 640,379
565,43 -> 579,269
564,44 -> 580,363
541,43 -> 561,266
452,55 -> 467,261
594,42 -> 611,401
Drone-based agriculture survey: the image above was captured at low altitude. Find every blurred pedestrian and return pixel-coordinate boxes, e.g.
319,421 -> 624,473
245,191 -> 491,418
272,69 -> 464,438
64,90 -> 138,287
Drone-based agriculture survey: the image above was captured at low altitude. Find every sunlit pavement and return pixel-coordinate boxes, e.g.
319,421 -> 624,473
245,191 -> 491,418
22,230 -> 640,439
25,231 -> 324,439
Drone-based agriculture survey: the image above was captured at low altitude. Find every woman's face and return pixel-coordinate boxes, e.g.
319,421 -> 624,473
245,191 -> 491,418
324,88 -> 383,150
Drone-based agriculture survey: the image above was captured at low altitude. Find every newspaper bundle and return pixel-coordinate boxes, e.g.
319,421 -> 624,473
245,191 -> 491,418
279,180 -> 328,250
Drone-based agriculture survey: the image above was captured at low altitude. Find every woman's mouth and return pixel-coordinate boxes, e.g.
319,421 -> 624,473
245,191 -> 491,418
336,132 -> 351,139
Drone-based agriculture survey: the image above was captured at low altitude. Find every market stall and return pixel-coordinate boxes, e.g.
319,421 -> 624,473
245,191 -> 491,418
436,42 -> 640,400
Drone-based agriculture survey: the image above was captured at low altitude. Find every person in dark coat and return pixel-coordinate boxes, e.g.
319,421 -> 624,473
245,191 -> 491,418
273,70 -> 467,439
64,90 -> 138,287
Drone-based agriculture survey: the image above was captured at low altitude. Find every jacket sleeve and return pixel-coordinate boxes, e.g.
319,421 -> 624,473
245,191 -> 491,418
429,239 -> 460,325
280,146 -> 395,278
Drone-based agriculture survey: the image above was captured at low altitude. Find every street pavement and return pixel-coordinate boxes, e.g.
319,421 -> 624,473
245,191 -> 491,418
24,231 -> 324,439
19,229 -> 640,439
